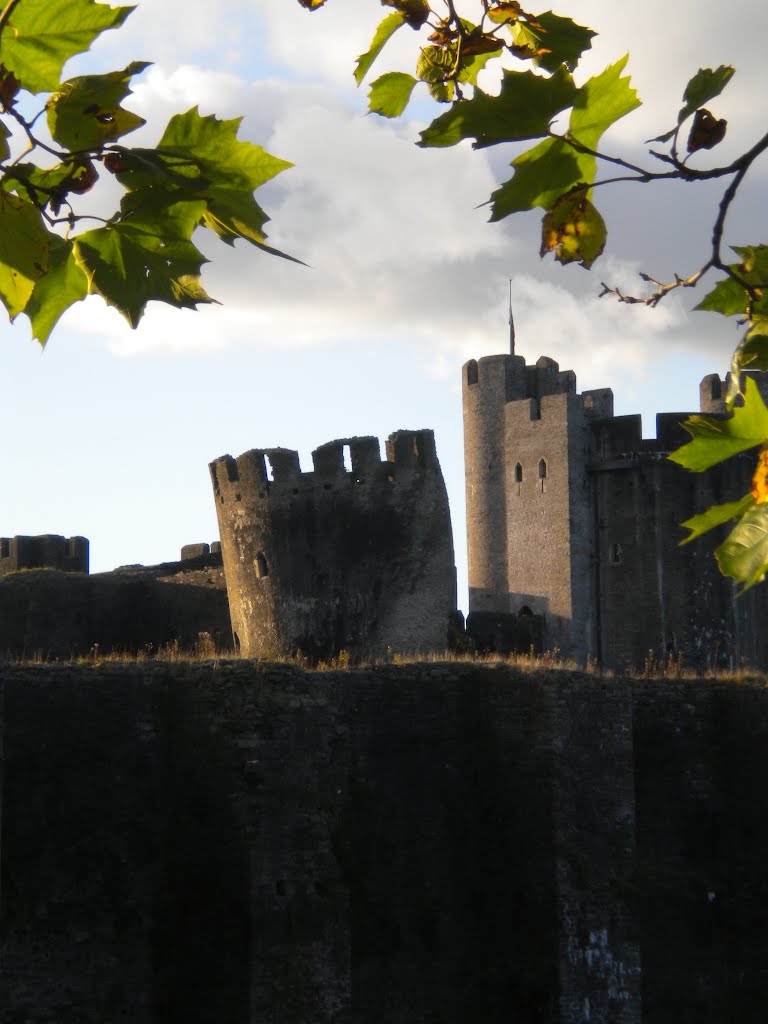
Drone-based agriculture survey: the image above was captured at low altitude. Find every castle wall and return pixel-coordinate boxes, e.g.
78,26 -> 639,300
0,551 -> 231,659
5,663 -> 768,1022
592,415 -> 768,671
0,535 -> 88,575
210,431 -> 457,661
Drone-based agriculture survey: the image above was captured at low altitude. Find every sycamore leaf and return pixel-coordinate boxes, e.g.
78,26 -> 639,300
695,274 -> 749,317
678,66 -> 735,126
568,55 -> 641,157
416,45 -> 455,84
696,247 -> 768,327
73,193 -> 212,327
647,65 -> 734,145
534,12 -> 595,74
419,65 -> 576,149
752,446 -> 768,503
369,72 -> 418,118
715,502 -> 768,591
46,61 -> 149,150
158,108 -> 297,258
669,377 -> 768,471
380,0 -> 429,29
1,0 -> 134,95
457,48 -> 501,86
680,493 -> 755,545
0,121 -> 9,163
0,190 -> 50,319
490,136 -> 584,219
354,12 -> 404,86
734,336 -> 768,374
487,2 -> 521,26
687,108 -> 726,152
540,186 -> 606,269
24,236 -> 88,345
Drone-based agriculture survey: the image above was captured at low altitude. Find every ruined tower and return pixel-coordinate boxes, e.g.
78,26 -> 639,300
210,430 -> 457,660
463,348 -> 768,671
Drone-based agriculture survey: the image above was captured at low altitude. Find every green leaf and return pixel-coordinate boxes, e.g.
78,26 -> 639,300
534,12 -> 596,74
731,335 -> 768,377
680,493 -> 756,545
490,136 -> 584,218
568,55 -> 641,156
540,186 -> 606,269
46,61 -> 149,150
695,274 -> 749,317
678,65 -> 735,125
416,45 -> 455,84
369,72 -> 418,117
1,0 -> 134,95
0,189 -> 50,318
419,65 -> 576,149
669,376 -> 768,471
24,236 -> 88,344
457,48 -> 502,87
715,502 -> 768,591
354,12 -> 404,86
73,192 -> 213,327
0,121 -> 9,163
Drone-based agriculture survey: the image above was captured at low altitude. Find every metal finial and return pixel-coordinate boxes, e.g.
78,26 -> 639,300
508,279 -> 515,356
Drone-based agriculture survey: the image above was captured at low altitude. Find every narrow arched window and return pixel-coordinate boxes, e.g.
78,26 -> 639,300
255,552 -> 269,578
538,458 -> 547,479
514,462 -> 523,483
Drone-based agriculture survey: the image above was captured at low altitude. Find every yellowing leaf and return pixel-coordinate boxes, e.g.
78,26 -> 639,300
0,190 -> 49,319
24,236 -> 88,345
540,187 -> 606,269
715,503 -> 768,591
751,447 -> 768,503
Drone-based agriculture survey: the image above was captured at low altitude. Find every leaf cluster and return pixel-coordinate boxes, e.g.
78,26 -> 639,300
0,0 -> 295,343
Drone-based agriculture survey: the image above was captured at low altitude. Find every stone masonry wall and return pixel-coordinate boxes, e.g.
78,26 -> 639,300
2,662 -> 768,1022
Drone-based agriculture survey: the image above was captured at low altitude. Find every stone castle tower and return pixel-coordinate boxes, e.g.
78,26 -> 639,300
210,430 -> 457,661
463,344 -> 768,671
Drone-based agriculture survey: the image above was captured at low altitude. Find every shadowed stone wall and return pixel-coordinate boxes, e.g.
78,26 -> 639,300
1,662 -> 767,1022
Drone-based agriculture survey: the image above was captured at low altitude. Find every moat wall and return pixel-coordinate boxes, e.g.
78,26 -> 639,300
1,662 -> 767,1023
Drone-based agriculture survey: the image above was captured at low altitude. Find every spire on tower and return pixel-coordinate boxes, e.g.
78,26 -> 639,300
508,279 -> 515,356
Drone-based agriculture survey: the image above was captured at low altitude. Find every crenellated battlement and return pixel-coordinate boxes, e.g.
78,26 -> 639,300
463,353 -> 577,404
210,428 -> 456,660
210,430 -> 440,509
0,534 -> 89,575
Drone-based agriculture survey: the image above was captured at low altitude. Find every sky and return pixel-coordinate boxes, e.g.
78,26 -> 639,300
1,0 -> 767,613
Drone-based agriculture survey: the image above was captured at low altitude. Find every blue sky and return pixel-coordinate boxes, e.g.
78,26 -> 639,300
1,0 -> 766,612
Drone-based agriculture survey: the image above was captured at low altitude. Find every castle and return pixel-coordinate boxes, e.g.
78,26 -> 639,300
2,341 -> 767,671
463,343 -> 768,670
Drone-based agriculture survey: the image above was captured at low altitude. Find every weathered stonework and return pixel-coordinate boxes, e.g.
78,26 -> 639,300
210,431 -> 457,660
0,534 -> 88,575
463,349 -> 768,670
3,661 -> 768,1023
